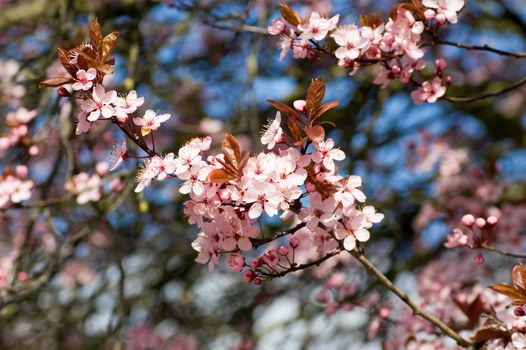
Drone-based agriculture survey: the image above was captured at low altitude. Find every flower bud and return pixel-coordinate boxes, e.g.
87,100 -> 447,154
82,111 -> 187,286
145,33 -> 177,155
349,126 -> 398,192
253,278 -> 262,285
514,307 -> 526,317
57,87 -> 71,97
474,253 -> 485,265
289,236 -> 300,248
487,216 -> 498,226
475,217 -> 486,229
461,214 -> 475,227
278,246 -> 289,256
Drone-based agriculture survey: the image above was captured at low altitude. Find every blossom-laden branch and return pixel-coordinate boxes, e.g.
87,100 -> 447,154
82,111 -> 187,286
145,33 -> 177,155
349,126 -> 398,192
350,250 -> 474,349
267,1 -> 526,105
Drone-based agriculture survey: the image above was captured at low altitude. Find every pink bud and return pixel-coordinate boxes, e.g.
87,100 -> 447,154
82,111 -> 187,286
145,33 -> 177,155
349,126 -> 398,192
379,306 -> 390,319
435,58 -> 447,72
424,9 -> 436,21
289,236 -> 300,248
253,278 -> 262,285
278,246 -> 289,256
461,214 -> 475,227
96,162 -> 109,176
15,165 -> 28,178
57,87 -> 71,97
487,216 -> 498,226
243,269 -> 255,283
391,65 -> 401,74
515,307 -> 526,317
250,258 -> 261,269
444,75 -> 452,86
474,253 -> 485,265
293,100 -> 307,112
435,13 -> 446,25
306,182 -> 316,192
28,145 -> 40,156
17,271 -> 28,283
475,217 -> 486,229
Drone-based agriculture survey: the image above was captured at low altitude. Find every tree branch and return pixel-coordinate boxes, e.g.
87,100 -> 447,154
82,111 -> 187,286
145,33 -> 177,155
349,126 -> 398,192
349,250 -> 474,349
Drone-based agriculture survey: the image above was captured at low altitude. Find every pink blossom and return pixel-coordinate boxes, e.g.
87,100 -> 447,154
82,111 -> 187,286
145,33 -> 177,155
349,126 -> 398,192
444,228 -> 468,248
334,175 -> 366,207
81,85 -> 116,121
243,181 -> 284,219
268,18 -> 286,35
423,0 -> 465,24
114,90 -> 145,123
298,12 -> 340,41
64,172 -> 103,204
331,24 -> 369,62
226,253 -> 245,272
311,138 -> 346,171
260,112 -> 283,150
109,140 -> 128,171
133,109 -> 171,136
76,110 -> 91,135
72,68 -> 97,91
411,77 -> 447,104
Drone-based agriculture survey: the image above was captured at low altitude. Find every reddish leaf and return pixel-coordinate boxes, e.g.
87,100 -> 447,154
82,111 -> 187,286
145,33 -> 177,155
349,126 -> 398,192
95,63 -> 115,75
57,48 -> 77,77
89,18 -> 103,54
279,3 -> 302,26
305,125 -> 325,142
101,32 -> 119,62
490,283 -> 526,304
207,169 -> 236,184
287,118 -> 303,143
267,99 -> 304,125
471,321 -> 510,344
311,99 -> 339,122
306,77 -> 325,121
512,264 -> 526,293
222,133 -> 241,170
360,14 -> 383,28
39,77 -> 74,88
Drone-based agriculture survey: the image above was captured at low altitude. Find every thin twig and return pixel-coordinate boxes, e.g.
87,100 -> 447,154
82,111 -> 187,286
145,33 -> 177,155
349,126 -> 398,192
445,76 -> 526,103
349,250 -> 474,349
481,243 -> 526,259
435,38 -> 526,59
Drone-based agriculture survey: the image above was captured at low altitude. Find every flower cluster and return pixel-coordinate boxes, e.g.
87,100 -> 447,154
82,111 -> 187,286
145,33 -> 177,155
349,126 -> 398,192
64,162 -> 123,204
445,213 -> 498,250
0,107 -> 37,154
269,2 -> 464,103
0,165 -> 34,208
128,79 -> 384,278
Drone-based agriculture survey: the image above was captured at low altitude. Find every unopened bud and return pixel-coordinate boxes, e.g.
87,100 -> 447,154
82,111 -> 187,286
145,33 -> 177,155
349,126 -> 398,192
57,87 -> 71,97
515,307 -> 526,317
475,217 -> 486,229
461,214 -> 475,227
487,216 -> 498,226
290,236 -> 300,248
278,246 -> 289,256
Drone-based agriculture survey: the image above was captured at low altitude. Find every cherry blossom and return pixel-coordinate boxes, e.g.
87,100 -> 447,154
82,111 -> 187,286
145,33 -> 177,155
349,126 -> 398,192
133,109 -> 171,136
311,138 -> 346,171
114,90 -> 145,123
260,111 -> 283,150
411,77 -> 447,104
298,12 -> 340,41
81,85 -> 117,122
331,24 -> 369,63
72,68 -> 97,91
423,0 -> 465,24
64,172 -> 103,204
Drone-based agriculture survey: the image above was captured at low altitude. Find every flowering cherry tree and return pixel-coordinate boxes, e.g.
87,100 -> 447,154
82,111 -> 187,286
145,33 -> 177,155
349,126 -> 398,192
2,0 -> 526,348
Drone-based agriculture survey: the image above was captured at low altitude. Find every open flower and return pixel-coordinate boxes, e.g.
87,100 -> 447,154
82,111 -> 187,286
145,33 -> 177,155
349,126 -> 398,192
298,12 -> 340,41
114,90 -> 145,123
80,85 -> 116,122
260,112 -> 283,150
133,110 -> 170,136
72,68 -> 97,91
423,0 -> 465,24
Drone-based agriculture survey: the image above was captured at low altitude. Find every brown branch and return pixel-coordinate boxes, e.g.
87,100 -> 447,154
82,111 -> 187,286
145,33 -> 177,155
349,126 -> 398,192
444,76 -> 526,103
435,38 -> 526,59
262,249 -> 342,278
349,250 -> 474,349
481,243 -> 526,259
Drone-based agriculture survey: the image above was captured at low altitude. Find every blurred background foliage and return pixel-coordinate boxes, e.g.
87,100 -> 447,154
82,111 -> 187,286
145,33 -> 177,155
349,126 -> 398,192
0,0 -> 525,349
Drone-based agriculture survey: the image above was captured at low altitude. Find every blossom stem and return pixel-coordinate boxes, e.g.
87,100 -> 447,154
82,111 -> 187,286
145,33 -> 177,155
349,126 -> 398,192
481,243 -> 526,259
444,76 -> 526,103
349,250 -> 474,349
434,38 -> 526,59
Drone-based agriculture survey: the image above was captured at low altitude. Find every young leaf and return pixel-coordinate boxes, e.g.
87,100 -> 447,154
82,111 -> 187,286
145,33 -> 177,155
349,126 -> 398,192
306,77 -> 325,120
305,125 -> 325,142
489,283 -> 526,304
471,320 -> 510,344
57,48 -> 77,77
39,77 -> 74,88
89,18 -> 103,54
101,32 -> 119,62
207,168 -> 236,184
267,99 -> 303,125
512,263 -> 526,293
222,133 -> 241,171
279,3 -> 302,26
310,99 -> 339,123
